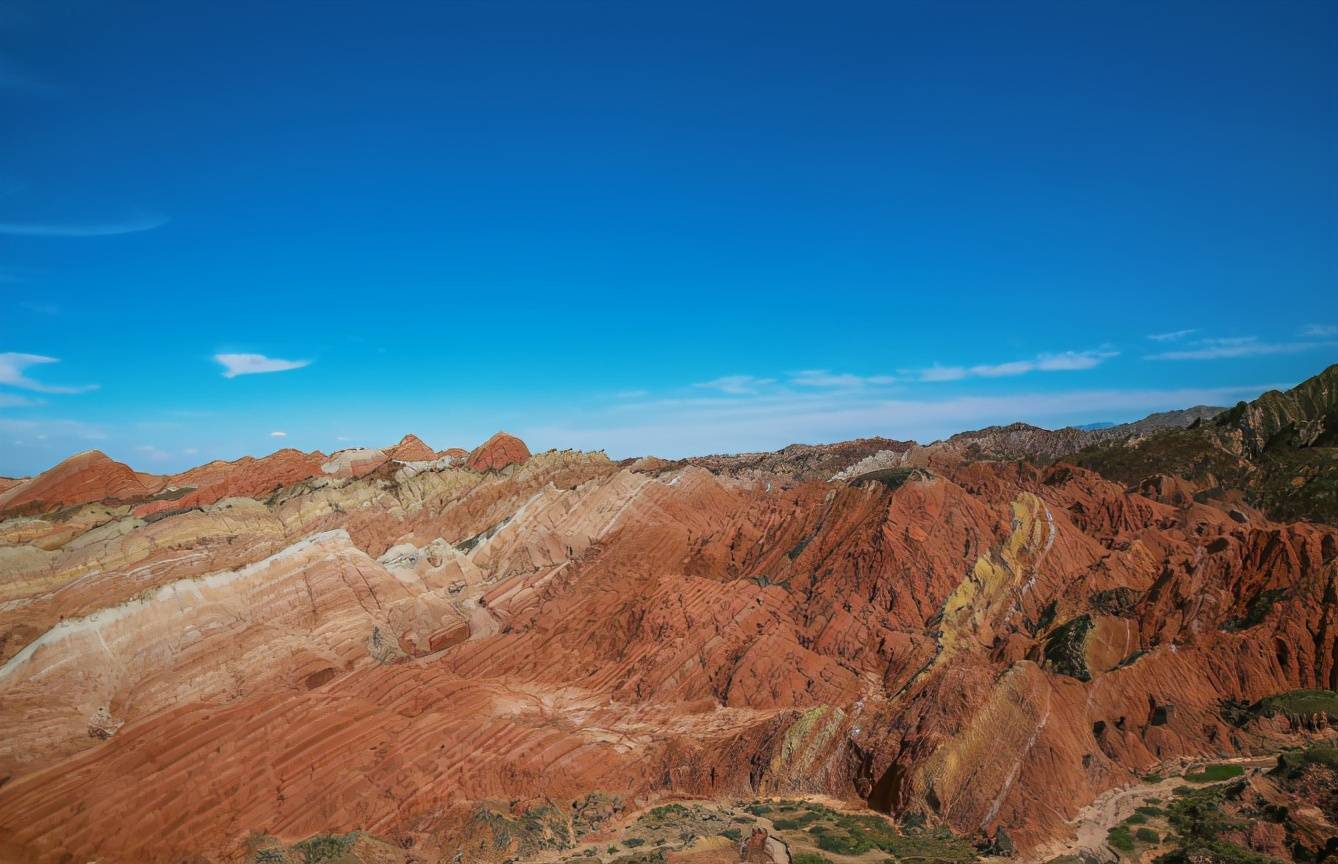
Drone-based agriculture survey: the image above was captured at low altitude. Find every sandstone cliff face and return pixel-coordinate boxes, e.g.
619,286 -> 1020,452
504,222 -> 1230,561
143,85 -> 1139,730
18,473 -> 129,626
0,389 -> 1335,864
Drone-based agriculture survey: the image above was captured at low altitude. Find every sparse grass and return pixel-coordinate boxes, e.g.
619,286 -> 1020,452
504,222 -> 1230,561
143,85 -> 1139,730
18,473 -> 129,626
1184,764 -> 1244,784
766,802 -> 974,864
1256,689 -> 1338,722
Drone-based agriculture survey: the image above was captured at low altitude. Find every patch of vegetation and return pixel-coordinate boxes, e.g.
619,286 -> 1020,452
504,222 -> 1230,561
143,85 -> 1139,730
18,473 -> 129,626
623,838 -> 646,847
471,804 -> 573,855
292,833 -> 356,864
1136,805 -> 1165,817
1135,828 -> 1160,844
1090,587 -> 1141,617
1274,745 -> 1338,779
793,854 -> 835,864
720,827 -> 743,842
1155,782 -> 1275,864
1044,615 -> 1094,681
746,803 -> 773,816
1124,813 -> 1148,825
1223,588 -> 1289,631
1184,764 -> 1244,784
1254,689 -> 1338,722
768,803 -> 975,864
1142,773 -> 1164,783
1107,826 -> 1134,852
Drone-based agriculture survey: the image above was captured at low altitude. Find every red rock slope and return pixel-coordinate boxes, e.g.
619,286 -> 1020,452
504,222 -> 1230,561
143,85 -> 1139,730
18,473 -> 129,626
0,451 -> 164,516
467,431 -> 531,471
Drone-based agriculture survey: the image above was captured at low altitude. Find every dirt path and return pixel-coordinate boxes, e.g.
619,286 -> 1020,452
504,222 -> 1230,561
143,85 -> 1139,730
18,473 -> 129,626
1021,755 -> 1278,864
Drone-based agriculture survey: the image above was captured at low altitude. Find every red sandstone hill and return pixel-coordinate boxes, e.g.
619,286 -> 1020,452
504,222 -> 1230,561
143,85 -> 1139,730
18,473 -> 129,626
467,431 -> 531,471
0,450 -> 164,516
384,433 -> 435,462
132,448 -> 329,518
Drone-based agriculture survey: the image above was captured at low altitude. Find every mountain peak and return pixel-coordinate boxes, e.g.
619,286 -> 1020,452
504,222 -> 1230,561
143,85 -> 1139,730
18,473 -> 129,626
384,433 -> 435,462
466,431 -> 531,472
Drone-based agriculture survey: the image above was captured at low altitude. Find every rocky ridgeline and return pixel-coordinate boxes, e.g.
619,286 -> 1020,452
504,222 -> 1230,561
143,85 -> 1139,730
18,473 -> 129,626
0,367 -> 1336,864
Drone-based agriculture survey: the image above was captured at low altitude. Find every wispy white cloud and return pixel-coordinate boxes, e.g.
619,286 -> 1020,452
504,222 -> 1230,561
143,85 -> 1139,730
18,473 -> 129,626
1302,324 -> 1337,338
270,431 -> 288,438
789,369 -> 898,389
0,417 -> 107,440
1147,336 -> 1337,361
694,374 -> 776,395
0,213 -> 168,237
0,352 -> 98,393
215,353 -> 311,378
1147,329 -> 1197,342
912,349 -> 1117,382
614,389 -> 649,399
0,393 -> 42,407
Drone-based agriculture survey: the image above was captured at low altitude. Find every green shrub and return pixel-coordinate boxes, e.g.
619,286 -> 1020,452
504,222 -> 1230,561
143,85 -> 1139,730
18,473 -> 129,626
1142,773 -> 1164,783
1136,805 -> 1164,816
817,832 -> 875,855
623,838 -> 646,848
793,855 -> 834,864
1124,813 -> 1148,825
719,828 -> 742,842
292,834 -> 356,864
1135,828 -> 1159,844
1107,826 -> 1134,852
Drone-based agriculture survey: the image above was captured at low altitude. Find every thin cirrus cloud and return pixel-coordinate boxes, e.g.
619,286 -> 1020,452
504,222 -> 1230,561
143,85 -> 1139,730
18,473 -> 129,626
789,369 -> 898,389
270,431 -> 288,438
914,349 -> 1118,382
694,374 -> 777,395
1302,324 -> 1337,338
1147,335 -> 1338,361
1147,329 -> 1197,342
0,213 -> 168,237
0,393 -> 43,407
0,352 -> 98,393
215,353 -> 311,378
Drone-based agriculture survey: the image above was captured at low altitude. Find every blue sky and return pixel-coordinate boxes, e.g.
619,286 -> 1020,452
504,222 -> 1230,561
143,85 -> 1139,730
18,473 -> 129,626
1,1 -> 1335,475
